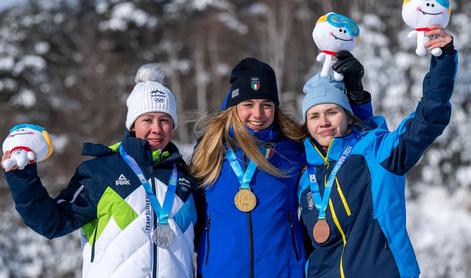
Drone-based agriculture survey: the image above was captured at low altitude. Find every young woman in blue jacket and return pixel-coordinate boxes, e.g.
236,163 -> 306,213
297,26 -> 457,278
191,56 -> 372,278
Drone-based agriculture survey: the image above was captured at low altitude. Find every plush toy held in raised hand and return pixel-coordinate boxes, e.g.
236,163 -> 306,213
2,124 -> 53,171
402,0 -> 451,56
312,12 -> 360,81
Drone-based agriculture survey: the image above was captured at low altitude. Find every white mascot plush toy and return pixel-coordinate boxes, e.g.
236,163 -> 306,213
402,0 -> 451,56
313,12 -> 360,81
2,124 -> 53,171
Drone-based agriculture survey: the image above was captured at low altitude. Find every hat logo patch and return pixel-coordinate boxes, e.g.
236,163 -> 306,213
150,89 -> 167,103
231,88 -> 239,98
250,77 -> 261,91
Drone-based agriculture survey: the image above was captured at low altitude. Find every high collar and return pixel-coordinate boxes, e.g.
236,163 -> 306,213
82,130 -> 182,168
120,131 -> 182,167
304,130 -> 360,167
304,116 -> 387,166
228,124 -> 280,143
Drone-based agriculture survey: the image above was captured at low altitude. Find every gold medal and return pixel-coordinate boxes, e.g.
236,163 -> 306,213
234,188 -> 257,212
313,219 -> 330,244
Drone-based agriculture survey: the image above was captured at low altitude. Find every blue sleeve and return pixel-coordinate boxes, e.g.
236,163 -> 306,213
375,51 -> 458,175
4,163 -> 97,239
351,99 -> 373,121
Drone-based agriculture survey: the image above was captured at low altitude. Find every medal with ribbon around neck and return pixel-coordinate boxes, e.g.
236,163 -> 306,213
119,145 -> 178,248
307,144 -> 354,244
226,146 -> 270,212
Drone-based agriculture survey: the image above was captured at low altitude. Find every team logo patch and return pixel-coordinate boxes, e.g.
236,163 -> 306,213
178,177 -> 191,192
309,174 -> 317,183
231,88 -> 239,98
115,174 -> 131,186
306,191 -> 314,210
150,90 -> 167,103
250,77 -> 261,91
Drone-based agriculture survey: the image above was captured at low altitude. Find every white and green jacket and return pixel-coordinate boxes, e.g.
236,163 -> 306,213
5,133 -> 197,278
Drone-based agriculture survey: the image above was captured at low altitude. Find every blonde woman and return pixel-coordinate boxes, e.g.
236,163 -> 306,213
191,56 -> 372,278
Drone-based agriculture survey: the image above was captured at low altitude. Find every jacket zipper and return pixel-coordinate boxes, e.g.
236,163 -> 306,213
248,212 -> 254,278
204,216 -> 211,265
150,166 -> 158,278
288,212 -> 300,260
242,153 -> 254,278
90,223 -> 98,263
324,167 -> 349,278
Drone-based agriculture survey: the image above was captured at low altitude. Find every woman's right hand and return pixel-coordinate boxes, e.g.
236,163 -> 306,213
425,25 -> 454,52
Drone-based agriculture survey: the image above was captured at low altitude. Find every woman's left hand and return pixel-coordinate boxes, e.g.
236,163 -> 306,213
425,25 -> 453,50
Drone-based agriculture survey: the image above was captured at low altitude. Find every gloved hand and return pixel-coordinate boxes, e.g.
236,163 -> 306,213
440,37 -> 455,54
333,51 -> 369,104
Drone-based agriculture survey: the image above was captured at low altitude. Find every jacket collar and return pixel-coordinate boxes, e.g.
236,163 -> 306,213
228,124 -> 280,143
82,131 -> 182,168
303,116 -> 387,166
304,129 -> 360,166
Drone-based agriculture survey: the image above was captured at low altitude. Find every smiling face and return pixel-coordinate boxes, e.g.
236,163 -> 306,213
402,0 -> 450,28
306,104 -> 352,147
133,112 -> 173,151
236,99 -> 275,132
2,126 -> 51,161
313,13 -> 359,53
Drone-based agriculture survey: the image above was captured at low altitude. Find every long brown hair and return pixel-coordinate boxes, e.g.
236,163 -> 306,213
190,107 -> 305,188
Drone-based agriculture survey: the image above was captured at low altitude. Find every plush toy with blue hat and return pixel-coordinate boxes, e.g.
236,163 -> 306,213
2,124 -> 53,171
312,12 -> 360,81
402,0 -> 451,56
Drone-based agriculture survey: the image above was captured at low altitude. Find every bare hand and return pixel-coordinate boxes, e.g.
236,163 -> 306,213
425,25 -> 453,49
1,151 -> 18,172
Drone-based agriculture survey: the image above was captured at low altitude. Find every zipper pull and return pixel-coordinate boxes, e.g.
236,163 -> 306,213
205,217 -> 211,231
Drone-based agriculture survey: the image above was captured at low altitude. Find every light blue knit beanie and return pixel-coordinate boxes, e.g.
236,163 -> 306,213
302,73 -> 352,121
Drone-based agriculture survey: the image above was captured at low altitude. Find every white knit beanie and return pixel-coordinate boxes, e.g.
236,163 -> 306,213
125,63 -> 178,130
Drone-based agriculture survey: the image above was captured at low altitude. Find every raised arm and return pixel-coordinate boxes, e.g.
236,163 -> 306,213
333,51 -> 373,120
374,27 -> 457,175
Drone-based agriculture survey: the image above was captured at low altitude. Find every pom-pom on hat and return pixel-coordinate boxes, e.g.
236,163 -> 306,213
221,57 -> 279,110
302,73 -> 352,121
125,63 -> 177,130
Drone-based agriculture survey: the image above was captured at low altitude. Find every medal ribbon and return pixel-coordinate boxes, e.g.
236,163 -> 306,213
226,146 -> 269,190
119,145 -> 177,225
307,144 -> 354,220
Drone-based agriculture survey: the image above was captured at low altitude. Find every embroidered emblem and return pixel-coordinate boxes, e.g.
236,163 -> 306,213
250,77 -> 261,91
150,90 -> 167,103
231,88 -> 239,98
115,174 -> 131,186
178,177 -> 190,192
309,174 -> 317,183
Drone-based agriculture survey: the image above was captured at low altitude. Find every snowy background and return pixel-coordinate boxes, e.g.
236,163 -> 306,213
0,0 -> 470,277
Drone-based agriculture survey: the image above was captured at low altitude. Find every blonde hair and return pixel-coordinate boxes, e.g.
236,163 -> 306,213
190,107 -> 305,188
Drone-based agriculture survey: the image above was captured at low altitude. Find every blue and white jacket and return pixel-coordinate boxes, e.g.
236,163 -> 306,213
5,132 -> 197,278
196,126 -> 307,278
297,51 -> 457,278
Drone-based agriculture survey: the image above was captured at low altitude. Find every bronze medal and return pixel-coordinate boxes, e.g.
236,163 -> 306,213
313,219 -> 330,244
234,188 -> 257,212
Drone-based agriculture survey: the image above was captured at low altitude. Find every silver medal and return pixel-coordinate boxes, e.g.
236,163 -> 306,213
152,223 -> 175,248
